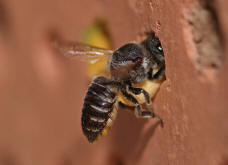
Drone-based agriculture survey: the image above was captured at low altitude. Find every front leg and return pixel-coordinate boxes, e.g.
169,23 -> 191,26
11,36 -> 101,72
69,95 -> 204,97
148,64 -> 166,81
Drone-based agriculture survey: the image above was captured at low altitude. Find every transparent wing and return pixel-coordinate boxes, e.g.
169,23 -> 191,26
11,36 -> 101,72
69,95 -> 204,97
53,39 -> 113,64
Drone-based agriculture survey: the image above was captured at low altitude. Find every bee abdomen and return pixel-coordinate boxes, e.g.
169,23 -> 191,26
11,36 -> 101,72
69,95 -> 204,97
81,76 -> 117,142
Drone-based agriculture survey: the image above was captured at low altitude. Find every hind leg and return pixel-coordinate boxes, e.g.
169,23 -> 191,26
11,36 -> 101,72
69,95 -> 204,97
120,85 -> 163,126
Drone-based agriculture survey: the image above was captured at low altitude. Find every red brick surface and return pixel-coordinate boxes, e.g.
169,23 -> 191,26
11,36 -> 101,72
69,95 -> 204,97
0,0 -> 228,165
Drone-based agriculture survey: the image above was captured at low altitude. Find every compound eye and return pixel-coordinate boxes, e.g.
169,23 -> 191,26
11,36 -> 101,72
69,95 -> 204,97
156,42 -> 163,52
158,46 -> 162,51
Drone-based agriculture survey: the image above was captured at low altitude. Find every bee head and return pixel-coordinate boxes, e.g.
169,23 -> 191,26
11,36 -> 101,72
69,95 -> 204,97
141,35 -> 164,67
110,43 -> 148,83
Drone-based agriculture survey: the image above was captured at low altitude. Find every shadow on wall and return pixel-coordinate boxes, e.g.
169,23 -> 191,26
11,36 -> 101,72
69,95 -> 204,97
110,109 -> 161,164
0,1 -> 10,34
220,156 -> 228,165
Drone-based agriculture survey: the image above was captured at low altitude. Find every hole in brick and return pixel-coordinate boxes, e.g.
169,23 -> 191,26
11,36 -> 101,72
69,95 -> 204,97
187,0 -> 224,69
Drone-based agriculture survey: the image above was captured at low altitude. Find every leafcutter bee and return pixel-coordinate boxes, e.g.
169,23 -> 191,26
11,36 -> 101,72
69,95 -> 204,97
53,34 -> 166,142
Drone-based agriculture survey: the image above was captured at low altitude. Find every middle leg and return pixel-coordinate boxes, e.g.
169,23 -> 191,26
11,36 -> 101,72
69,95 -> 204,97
120,85 -> 163,126
128,86 -> 151,105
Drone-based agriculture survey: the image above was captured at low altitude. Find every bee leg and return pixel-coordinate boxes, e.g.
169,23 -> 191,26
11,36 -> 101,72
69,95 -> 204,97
149,64 -> 166,80
142,106 -> 164,127
137,104 -> 163,127
128,86 -> 151,105
120,85 -> 143,116
128,86 -> 164,126
121,86 -> 163,126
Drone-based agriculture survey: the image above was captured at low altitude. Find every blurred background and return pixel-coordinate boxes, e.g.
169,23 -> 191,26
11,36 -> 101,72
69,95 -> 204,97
0,0 -> 228,165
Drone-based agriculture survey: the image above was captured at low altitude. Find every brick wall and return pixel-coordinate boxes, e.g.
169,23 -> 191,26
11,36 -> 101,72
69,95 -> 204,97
0,0 -> 227,164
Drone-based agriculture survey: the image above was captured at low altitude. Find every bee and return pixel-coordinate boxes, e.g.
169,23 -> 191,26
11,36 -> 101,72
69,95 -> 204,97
53,34 -> 166,143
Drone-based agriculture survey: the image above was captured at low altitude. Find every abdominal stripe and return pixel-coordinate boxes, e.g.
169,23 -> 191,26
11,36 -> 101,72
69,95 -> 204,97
90,104 -> 110,113
81,76 -> 117,142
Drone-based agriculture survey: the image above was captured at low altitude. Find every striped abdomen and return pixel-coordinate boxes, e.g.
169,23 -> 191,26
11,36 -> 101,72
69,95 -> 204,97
81,76 -> 118,142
